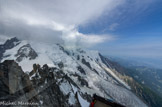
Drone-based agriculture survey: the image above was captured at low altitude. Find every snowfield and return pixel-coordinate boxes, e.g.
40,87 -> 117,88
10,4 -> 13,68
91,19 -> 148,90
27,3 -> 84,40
0,38 -> 147,107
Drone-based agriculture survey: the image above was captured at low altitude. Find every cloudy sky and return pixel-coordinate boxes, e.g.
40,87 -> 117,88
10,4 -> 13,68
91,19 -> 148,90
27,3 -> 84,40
0,0 -> 119,48
0,0 -> 162,63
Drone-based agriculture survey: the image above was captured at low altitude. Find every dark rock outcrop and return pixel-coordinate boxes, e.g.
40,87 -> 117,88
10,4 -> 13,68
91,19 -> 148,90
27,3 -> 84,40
0,37 -> 38,63
0,60 -> 90,106
82,58 -> 92,69
0,60 -> 33,101
0,37 -> 20,61
15,44 -> 38,62
77,66 -> 86,75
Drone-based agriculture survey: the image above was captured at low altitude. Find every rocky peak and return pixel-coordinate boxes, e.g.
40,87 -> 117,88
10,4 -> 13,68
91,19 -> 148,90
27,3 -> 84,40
15,44 -> 38,62
0,60 -> 32,98
28,63 -> 90,106
0,37 -> 20,61
4,37 -> 20,48
0,60 -> 91,106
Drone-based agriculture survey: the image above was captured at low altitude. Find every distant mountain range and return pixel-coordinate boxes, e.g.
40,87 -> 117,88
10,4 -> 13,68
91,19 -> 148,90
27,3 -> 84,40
107,56 -> 162,69
106,56 -> 162,107
0,37 -> 161,107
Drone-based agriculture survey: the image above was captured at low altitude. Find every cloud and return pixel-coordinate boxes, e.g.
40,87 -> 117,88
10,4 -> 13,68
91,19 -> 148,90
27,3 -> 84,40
0,0 -> 155,48
0,0 -> 124,48
109,23 -> 119,31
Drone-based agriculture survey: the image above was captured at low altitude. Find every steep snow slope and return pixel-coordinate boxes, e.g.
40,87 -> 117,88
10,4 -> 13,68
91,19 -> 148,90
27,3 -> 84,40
0,37 -> 147,107
1,40 -> 55,72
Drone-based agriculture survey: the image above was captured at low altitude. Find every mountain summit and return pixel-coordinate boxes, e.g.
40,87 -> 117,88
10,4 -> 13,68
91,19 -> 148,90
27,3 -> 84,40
0,37 -> 147,107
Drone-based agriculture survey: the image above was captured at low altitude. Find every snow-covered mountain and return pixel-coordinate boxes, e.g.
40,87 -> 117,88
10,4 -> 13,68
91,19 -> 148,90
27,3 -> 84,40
0,37 -> 147,107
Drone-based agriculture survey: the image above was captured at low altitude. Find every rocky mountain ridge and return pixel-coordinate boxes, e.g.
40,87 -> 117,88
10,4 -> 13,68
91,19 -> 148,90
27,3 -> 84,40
0,37 -> 147,107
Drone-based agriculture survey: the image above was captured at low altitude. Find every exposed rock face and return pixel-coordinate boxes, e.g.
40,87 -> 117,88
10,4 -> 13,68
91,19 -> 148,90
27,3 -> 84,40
81,58 -> 92,69
0,37 -> 38,64
28,62 -> 87,107
0,37 -> 20,61
0,60 -> 33,101
77,66 -> 86,75
0,60 -> 90,107
15,44 -> 38,62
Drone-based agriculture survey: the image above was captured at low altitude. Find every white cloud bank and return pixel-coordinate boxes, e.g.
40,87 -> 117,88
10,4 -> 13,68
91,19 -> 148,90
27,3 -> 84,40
0,0 -> 154,48
0,0 -> 124,48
